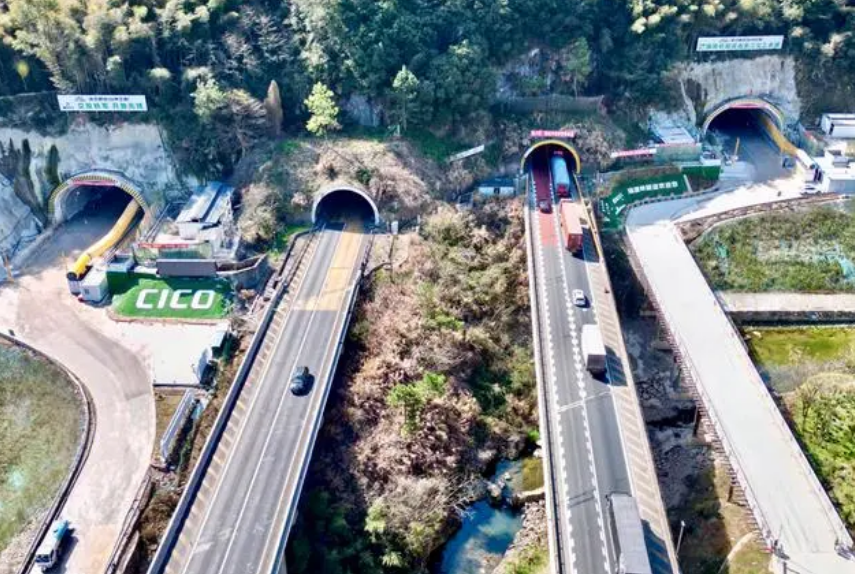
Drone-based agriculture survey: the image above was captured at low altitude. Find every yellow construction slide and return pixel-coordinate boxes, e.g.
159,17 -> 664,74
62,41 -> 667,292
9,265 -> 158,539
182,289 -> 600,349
67,200 -> 140,280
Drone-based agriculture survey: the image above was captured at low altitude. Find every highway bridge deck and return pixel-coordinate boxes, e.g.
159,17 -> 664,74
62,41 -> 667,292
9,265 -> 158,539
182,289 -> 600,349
153,223 -> 368,574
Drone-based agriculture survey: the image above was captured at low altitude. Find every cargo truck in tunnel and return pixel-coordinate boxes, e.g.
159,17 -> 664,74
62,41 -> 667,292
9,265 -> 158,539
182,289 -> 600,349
550,154 -> 571,198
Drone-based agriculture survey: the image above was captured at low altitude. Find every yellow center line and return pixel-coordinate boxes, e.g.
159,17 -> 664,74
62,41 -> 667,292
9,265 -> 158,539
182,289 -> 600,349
296,221 -> 365,311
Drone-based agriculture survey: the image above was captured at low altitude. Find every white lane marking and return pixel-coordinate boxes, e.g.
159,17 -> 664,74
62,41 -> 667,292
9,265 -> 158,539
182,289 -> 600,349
530,187 -> 578,574
214,230 -> 345,574
177,229 -> 326,573
552,204 -> 611,573
261,239 -> 368,573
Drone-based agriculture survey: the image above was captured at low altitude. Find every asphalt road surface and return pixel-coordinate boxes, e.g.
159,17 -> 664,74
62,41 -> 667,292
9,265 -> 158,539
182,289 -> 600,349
529,158 -> 631,574
161,223 -> 367,574
0,204 -> 154,574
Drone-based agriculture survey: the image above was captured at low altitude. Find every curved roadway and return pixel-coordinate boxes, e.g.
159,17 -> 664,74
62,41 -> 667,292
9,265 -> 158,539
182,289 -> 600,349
0,208 -> 154,574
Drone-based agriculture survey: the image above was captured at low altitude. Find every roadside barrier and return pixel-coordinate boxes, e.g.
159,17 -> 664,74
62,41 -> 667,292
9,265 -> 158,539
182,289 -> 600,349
146,227 -> 317,574
0,333 -> 95,574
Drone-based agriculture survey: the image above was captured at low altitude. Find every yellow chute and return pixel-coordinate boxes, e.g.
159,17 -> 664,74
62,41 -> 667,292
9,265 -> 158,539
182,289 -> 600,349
67,200 -> 140,280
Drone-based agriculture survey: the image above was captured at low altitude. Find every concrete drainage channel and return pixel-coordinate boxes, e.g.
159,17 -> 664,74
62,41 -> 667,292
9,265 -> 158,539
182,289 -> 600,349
1,332 -> 96,574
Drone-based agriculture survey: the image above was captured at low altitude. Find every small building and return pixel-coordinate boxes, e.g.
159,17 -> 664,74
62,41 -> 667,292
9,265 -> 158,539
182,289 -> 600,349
476,178 -> 516,198
821,114 -> 855,139
815,147 -> 855,194
80,268 -> 109,303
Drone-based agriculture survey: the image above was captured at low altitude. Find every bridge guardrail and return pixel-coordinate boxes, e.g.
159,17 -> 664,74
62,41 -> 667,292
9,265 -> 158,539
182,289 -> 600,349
523,194 -> 565,574
625,219 -> 853,558
268,228 -> 377,574
146,227 -> 318,574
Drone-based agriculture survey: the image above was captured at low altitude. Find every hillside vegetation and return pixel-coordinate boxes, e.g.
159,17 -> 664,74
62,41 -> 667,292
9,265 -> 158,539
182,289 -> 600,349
692,205 -> 855,293
746,327 -> 855,528
286,201 -> 537,573
1,0 -> 853,174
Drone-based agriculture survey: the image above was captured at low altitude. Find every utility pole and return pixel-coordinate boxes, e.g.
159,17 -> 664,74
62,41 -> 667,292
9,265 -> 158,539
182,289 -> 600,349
676,520 -> 687,555
733,136 -> 741,158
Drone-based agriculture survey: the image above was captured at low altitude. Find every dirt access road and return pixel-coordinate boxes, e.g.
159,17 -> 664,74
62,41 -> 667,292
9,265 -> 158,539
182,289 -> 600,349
0,205 -> 154,574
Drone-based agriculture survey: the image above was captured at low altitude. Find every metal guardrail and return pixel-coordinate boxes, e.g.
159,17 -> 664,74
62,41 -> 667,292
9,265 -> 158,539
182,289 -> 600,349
268,229 -> 376,574
1,333 -> 95,574
104,473 -> 154,574
159,391 -> 196,463
625,220 -> 853,558
522,197 -> 566,574
146,227 -> 318,574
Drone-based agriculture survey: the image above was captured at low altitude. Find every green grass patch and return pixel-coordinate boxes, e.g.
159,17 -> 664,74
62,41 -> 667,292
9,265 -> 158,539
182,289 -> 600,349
521,457 -> 544,491
745,326 -> 855,368
112,276 -> 232,320
693,203 -> 855,292
505,545 -> 549,574
270,224 -> 311,257
279,139 -> 301,157
0,345 -> 83,553
791,385 -> 855,527
727,537 -> 771,574
404,128 -> 463,162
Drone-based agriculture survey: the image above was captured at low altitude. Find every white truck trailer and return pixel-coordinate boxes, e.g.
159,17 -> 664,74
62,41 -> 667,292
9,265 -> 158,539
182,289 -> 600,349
581,324 -> 607,375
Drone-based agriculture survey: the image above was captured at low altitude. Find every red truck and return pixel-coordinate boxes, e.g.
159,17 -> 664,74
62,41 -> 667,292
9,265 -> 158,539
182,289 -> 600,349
559,199 -> 584,253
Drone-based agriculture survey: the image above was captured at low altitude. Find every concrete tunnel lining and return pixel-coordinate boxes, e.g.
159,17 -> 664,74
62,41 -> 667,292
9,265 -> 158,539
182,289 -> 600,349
312,185 -> 380,225
701,97 -> 786,136
520,139 -> 582,173
49,171 -> 151,224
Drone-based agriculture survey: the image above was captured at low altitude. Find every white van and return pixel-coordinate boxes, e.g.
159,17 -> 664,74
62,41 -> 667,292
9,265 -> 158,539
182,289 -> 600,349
34,519 -> 71,571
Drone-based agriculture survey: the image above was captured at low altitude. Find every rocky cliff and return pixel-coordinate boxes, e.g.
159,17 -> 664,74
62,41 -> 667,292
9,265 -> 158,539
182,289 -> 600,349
676,55 -> 801,125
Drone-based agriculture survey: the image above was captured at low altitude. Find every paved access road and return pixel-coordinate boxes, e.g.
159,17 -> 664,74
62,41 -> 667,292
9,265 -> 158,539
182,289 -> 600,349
627,190 -> 855,574
0,206 -> 155,574
160,223 -> 367,574
528,158 -> 632,574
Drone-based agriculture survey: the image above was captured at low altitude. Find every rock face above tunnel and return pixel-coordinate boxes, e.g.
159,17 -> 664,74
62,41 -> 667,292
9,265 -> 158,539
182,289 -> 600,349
0,121 -> 194,219
0,176 -> 41,266
676,55 -> 801,125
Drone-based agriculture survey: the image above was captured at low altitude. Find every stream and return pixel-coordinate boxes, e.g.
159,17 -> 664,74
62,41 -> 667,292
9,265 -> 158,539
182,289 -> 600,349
432,460 -> 524,574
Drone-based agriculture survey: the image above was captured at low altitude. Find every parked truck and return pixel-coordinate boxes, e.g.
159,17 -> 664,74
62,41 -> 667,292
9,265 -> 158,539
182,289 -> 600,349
35,519 -> 71,571
559,199 -> 584,253
607,493 -> 653,574
581,324 -> 607,375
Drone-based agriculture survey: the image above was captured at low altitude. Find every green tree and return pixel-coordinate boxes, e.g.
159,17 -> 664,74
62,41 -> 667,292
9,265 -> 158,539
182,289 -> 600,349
264,79 -> 284,137
304,82 -> 340,137
389,66 -> 420,133
563,38 -> 592,97
192,77 -> 228,122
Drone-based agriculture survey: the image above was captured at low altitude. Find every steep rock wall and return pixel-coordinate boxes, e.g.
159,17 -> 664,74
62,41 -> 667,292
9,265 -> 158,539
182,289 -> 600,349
676,55 -> 801,125
0,120 -> 193,216
0,176 -> 40,257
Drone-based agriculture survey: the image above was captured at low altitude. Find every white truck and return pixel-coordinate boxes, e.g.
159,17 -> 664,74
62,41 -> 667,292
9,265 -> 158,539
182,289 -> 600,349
607,493 -> 653,574
581,324 -> 607,376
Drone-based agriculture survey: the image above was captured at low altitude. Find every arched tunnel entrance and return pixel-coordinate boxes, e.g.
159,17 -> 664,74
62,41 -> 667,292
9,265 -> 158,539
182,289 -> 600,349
48,173 -> 147,283
312,186 -> 380,226
521,140 -> 582,206
703,100 -> 788,182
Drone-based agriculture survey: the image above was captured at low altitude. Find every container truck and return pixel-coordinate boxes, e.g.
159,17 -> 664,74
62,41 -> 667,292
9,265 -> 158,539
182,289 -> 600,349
581,324 -> 607,375
607,493 -> 653,574
559,200 -> 584,253
550,154 -> 571,197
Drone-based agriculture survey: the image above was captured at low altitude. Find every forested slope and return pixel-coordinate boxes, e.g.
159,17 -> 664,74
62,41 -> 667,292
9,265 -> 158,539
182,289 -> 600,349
1,0 -> 853,174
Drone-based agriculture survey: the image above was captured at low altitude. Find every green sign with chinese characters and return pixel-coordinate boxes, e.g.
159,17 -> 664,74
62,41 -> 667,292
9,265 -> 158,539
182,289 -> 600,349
696,36 -> 783,52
